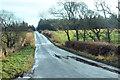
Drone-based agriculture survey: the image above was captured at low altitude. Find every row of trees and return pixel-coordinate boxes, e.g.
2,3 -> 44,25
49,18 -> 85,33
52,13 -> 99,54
37,19 -> 56,30
37,0 -> 119,43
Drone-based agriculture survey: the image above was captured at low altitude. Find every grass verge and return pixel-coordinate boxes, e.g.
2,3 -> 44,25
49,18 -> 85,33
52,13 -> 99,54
55,46 -> 119,68
2,45 -> 35,79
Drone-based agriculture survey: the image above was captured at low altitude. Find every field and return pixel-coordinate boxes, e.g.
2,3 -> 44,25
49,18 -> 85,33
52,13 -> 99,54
50,29 -> 119,45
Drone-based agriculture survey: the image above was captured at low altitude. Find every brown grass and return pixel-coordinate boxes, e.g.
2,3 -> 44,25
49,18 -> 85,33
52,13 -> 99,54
23,32 -> 35,47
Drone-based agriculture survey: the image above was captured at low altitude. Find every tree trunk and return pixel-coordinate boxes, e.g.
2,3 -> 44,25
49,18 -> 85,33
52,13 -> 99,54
91,29 -> 101,41
76,29 -> 79,41
107,28 -> 111,43
83,28 -> 86,42
96,33 -> 100,41
65,30 -> 71,41
87,33 -> 96,41
7,38 -> 10,48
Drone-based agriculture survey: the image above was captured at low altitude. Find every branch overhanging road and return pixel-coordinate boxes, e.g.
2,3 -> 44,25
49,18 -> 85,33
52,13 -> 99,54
25,31 -> 119,78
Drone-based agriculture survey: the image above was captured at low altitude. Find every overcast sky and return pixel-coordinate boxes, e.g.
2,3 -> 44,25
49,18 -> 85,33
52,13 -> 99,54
0,0 -> 118,27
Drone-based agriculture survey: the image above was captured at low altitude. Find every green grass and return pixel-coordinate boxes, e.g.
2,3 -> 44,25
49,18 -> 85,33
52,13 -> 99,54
111,32 -> 119,44
2,46 -> 35,79
51,30 -> 76,42
51,29 -> 119,45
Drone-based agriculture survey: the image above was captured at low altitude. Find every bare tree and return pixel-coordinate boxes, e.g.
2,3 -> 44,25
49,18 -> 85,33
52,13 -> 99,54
94,0 -> 116,43
49,0 -> 79,41
77,2 -> 88,41
50,0 -> 90,41
1,10 -> 27,57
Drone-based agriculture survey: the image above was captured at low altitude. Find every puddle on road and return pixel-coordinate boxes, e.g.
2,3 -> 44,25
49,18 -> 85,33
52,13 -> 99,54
54,54 -> 69,59
54,54 -> 62,59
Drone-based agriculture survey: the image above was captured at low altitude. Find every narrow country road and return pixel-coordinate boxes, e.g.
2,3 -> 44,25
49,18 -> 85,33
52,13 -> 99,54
30,31 -> 118,78
15,31 -> 118,80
